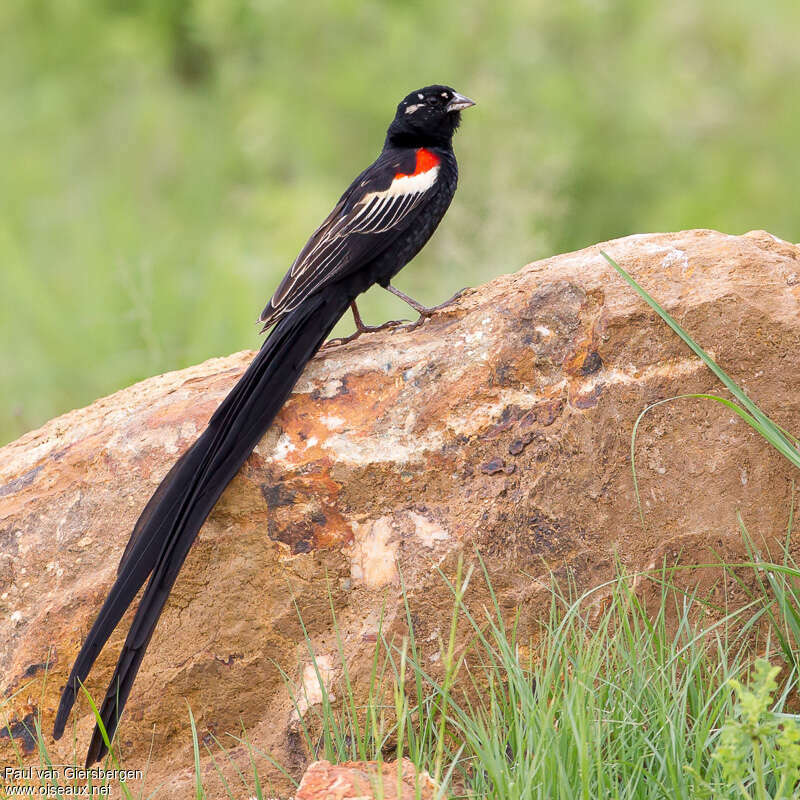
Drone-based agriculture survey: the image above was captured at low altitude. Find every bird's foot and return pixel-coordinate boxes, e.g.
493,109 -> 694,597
422,286 -> 470,315
325,318 -> 408,348
388,287 -> 470,333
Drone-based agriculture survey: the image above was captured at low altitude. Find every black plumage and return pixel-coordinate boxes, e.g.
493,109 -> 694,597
52,84 -> 474,765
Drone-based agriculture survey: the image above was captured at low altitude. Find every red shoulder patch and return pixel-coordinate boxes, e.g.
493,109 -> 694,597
395,148 -> 440,179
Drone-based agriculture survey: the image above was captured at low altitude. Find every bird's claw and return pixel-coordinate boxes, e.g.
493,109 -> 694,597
391,315 -> 428,334
325,318 -> 410,348
389,287 -> 469,334
324,332 -> 361,348
428,286 -> 469,313
378,318 -> 411,329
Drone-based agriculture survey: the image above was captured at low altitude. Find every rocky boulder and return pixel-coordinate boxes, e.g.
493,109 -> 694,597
1,230 -> 799,798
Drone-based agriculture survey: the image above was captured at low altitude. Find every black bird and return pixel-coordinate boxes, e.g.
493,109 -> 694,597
53,85 -> 475,764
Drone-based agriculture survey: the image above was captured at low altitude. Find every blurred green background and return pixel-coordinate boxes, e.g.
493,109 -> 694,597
2,0 -> 799,445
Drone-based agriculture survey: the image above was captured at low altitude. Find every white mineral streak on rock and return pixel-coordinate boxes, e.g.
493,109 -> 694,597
291,654 -> 336,720
578,355 -> 704,393
323,430 -> 445,465
316,356 -> 708,466
661,248 -> 689,270
348,516 -> 398,587
271,433 -> 296,461
407,512 -> 449,547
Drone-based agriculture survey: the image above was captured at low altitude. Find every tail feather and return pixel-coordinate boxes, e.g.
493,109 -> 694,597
53,288 -> 352,762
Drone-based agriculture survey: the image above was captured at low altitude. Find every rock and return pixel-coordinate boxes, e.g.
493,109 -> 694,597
1,230 -> 799,798
296,759 -> 437,800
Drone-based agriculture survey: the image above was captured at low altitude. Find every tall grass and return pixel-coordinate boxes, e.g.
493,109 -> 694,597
182,552 -> 800,798
3,550 -> 799,798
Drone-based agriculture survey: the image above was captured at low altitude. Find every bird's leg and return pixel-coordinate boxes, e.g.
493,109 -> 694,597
325,302 -> 407,348
350,301 -> 376,333
350,301 -> 409,334
386,285 -> 468,331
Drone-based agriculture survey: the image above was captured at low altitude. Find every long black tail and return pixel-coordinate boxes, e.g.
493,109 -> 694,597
53,287 -> 352,764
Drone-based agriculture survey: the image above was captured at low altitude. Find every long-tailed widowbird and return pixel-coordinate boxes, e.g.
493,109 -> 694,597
53,85 -> 475,765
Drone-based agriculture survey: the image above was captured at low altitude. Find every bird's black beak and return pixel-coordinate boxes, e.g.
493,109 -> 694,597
447,92 -> 476,113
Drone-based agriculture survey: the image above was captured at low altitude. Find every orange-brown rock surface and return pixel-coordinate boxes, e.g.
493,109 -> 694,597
1,230 -> 799,797
296,759 -> 437,800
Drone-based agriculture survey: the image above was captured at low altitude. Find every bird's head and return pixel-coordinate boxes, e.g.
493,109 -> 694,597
385,85 -> 475,149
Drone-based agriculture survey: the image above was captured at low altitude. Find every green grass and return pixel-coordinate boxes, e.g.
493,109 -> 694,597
4,0 -> 800,443
285,557 -> 800,800
5,548 -> 800,799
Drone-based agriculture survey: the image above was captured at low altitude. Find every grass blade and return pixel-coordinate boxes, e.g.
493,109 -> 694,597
602,250 -> 800,473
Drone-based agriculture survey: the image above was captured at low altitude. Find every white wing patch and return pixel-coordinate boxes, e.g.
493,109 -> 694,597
381,165 -> 440,196
338,164 -> 439,236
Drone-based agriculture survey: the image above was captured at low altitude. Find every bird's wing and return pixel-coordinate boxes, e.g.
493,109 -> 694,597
259,147 -> 441,330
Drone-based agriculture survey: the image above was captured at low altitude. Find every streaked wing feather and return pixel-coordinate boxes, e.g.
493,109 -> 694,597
271,191 -> 427,322
259,151 -> 435,330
